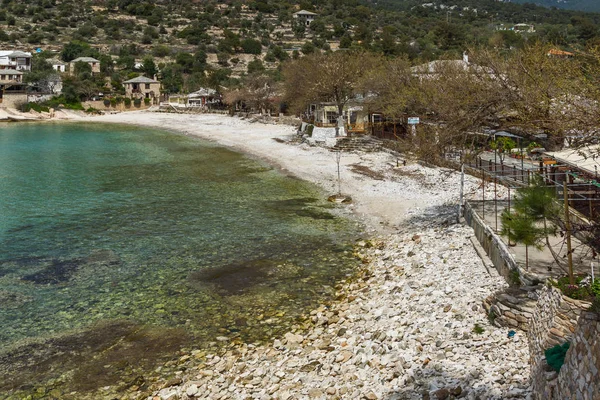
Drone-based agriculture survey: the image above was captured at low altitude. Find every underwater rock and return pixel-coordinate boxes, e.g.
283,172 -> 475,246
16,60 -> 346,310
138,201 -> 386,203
20,249 -> 121,285
21,259 -> 80,284
188,259 -> 280,295
0,290 -> 32,308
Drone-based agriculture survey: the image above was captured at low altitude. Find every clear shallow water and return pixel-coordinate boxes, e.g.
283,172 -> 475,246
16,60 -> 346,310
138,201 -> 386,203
0,123 -> 360,397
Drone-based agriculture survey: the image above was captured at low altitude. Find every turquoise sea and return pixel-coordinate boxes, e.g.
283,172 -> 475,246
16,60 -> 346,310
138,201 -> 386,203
0,123 -> 360,398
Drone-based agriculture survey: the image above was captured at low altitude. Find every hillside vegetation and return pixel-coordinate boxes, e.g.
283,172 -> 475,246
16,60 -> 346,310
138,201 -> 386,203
1,0 -> 599,98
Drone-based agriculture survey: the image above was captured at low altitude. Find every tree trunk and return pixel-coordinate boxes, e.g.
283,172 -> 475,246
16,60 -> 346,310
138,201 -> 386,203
543,217 -> 568,274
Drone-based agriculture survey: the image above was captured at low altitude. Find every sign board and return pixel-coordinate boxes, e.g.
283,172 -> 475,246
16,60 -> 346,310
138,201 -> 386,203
407,117 -> 420,125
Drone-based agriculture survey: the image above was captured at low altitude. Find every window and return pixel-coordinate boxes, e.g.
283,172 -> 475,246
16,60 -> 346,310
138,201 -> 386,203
145,83 -> 151,89
326,111 -> 337,124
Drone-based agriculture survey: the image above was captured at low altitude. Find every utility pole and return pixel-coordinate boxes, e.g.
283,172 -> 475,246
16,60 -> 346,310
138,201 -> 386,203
563,180 -> 574,285
458,163 -> 464,223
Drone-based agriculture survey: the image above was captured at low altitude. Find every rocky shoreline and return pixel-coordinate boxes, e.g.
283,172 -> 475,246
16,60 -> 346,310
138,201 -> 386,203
146,210 -> 530,400
64,112 -> 531,399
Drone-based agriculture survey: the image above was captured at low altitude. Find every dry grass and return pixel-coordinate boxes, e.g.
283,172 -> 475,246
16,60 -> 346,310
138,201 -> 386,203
349,164 -> 386,181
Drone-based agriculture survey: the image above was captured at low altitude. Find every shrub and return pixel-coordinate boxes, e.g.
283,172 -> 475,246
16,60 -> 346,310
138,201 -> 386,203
549,275 -> 595,300
123,97 -> 131,107
240,38 -> 262,54
591,278 -> 600,297
545,342 -> 570,372
472,323 -> 485,334
110,98 -> 117,107
133,98 -> 142,107
509,269 -> 521,286
115,96 -> 124,104
306,124 -> 314,137
103,99 -> 111,108
144,98 -> 150,105
21,102 -> 50,113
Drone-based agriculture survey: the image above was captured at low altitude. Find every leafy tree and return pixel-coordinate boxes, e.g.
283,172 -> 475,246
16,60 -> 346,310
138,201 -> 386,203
247,58 -> 264,74
501,179 -> 565,275
175,52 -> 194,73
141,56 -> 157,78
61,41 -> 97,62
160,64 -> 184,94
301,42 -> 315,55
241,38 -> 262,54
490,137 -> 516,167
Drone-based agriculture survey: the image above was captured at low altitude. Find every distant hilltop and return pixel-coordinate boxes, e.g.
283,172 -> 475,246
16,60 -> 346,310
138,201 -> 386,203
498,0 -> 600,13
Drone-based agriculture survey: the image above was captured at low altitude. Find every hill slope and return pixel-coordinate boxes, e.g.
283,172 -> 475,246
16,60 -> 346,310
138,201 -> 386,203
505,0 -> 600,13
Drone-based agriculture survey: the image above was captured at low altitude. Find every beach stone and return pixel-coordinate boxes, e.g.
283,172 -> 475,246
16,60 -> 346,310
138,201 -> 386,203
185,384 -> 198,397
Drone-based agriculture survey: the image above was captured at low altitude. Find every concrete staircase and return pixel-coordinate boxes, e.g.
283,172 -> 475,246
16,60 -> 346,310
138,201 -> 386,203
331,136 -> 382,152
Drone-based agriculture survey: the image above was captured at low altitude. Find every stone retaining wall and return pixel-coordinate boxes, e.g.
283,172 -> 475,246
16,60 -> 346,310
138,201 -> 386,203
483,287 -> 538,331
555,311 -> 600,400
463,201 -> 541,286
463,201 -> 599,400
528,285 -> 594,399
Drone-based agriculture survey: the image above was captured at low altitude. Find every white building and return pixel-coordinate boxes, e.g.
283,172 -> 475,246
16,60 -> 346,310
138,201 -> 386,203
293,10 -> 318,26
48,59 -> 68,73
0,50 -> 32,71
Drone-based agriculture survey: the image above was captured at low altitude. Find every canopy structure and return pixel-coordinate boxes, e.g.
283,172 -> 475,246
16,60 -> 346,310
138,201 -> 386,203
544,145 -> 600,177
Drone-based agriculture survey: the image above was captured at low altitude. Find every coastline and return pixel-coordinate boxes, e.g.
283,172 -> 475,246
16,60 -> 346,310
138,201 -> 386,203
34,112 -> 531,399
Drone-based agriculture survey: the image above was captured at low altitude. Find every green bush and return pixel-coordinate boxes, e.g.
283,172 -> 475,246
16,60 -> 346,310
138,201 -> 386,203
472,323 -> 485,334
306,124 -> 314,137
133,98 -> 142,107
144,98 -> 150,105
110,98 -> 117,107
115,96 -> 124,104
103,99 -> 110,108
545,342 -> 570,372
21,102 -> 50,113
549,275 -> 595,300
591,279 -> 600,297
41,96 -> 84,110
123,97 -> 131,107
509,269 -> 521,286
85,107 -> 101,114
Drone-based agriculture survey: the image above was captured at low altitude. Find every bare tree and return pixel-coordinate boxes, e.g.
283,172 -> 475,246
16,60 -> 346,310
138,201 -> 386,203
282,51 -> 378,122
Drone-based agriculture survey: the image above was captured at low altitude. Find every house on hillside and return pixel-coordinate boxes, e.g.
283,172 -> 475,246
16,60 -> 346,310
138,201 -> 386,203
411,53 -> 496,80
0,50 -> 32,71
511,23 -> 535,33
0,70 -> 27,107
123,75 -> 161,104
48,58 -> 68,73
70,56 -> 101,75
293,10 -> 318,26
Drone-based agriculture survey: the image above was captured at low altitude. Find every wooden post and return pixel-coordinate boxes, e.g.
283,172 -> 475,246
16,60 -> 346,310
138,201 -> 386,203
458,163 -> 465,223
564,180 -> 574,285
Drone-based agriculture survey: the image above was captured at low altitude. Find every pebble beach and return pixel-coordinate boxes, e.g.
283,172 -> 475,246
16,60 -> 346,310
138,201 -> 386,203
78,112 -> 531,400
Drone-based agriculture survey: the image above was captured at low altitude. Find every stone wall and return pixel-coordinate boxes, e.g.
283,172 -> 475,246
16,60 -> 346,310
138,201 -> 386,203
463,201 -> 541,287
82,100 -> 152,111
0,92 -> 28,109
528,285 -> 594,399
483,287 -> 538,331
555,311 -> 600,400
